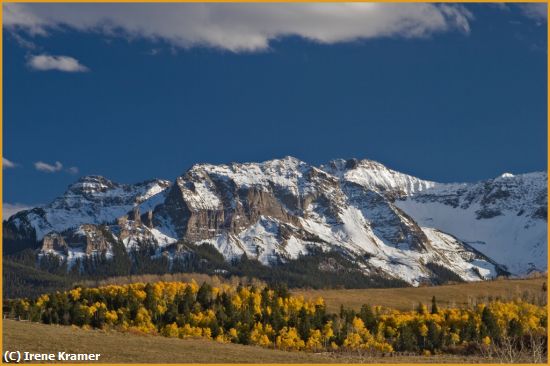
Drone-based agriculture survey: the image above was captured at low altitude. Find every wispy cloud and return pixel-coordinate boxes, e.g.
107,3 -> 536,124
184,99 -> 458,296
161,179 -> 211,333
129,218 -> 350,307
67,166 -> 79,175
28,54 -> 89,72
3,3 -> 473,52
3,3 -> 48,35
34,160 -> 63,172
3,203 -> 36,220
519,3 -> 547,22
9,31 -> 37,50
3,157 -> 18,169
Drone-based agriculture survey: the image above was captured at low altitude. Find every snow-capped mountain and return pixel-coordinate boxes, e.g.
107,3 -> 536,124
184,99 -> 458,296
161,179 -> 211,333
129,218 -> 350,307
3,176 -> 171,252
396,171 -> 547,275
3,157 -> 546,286
322,158 -> 547,275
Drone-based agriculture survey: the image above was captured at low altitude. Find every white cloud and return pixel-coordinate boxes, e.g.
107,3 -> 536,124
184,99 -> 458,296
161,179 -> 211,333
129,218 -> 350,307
35,160 -> 63,173
28,54 -> 89,72
519,4 -> 547,22
2,203 -> 36,220
67,166 -> 79,175
3,157 -> 17,169
3,3 -> 48,35
3,3 -> 473,52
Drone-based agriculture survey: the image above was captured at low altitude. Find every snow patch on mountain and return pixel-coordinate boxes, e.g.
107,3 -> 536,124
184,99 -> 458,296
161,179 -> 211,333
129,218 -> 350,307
395,172 -> 547,275
396,199 -> 546,275
324,158 -> 438,197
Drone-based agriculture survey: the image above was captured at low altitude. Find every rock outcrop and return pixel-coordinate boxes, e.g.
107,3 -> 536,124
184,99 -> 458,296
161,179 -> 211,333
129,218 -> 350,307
41,232 -> 68,255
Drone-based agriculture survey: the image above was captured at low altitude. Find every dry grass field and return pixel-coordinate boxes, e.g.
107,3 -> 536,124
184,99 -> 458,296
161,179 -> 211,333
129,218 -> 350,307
3,320 -> 496,363
294,277 -> 547,312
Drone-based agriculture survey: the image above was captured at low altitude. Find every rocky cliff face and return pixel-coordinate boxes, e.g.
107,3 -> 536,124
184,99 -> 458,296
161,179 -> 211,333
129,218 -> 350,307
41,232 -> 68,255
4,156 -> 546,285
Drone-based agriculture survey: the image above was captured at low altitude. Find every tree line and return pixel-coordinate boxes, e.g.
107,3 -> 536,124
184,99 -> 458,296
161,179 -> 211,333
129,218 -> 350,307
4,281 -> 547,360
4,242 -> 408,299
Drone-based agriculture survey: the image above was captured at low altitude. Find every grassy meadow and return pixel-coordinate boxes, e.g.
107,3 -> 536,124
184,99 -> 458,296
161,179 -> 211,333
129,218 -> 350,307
294,276 -> 547,312
3,320 -> 499,363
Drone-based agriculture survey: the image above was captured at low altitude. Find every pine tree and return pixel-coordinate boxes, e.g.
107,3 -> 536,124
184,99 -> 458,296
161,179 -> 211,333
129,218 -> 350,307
397,324 -> 417,352
480,307 -> 500,341
359,304 -> 377,331
426,320 -> 440,351
431,296 -> 439,314
197,282 -> 213,309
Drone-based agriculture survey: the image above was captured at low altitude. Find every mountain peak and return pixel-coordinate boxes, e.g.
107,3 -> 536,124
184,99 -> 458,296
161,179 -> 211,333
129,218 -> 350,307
184,156 -> 309,180
67,175 -> 118,195
498,172 -> 515,179
77,175 -> 111,182
274,155 -> 303,164
323,158 -> 437,197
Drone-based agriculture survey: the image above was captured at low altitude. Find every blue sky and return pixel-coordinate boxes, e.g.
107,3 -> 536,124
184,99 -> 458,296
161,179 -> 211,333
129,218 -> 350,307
2,3 -> 548,217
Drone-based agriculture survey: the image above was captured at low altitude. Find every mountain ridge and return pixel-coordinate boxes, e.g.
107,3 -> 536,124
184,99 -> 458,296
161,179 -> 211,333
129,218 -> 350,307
3,156 -> 546,286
